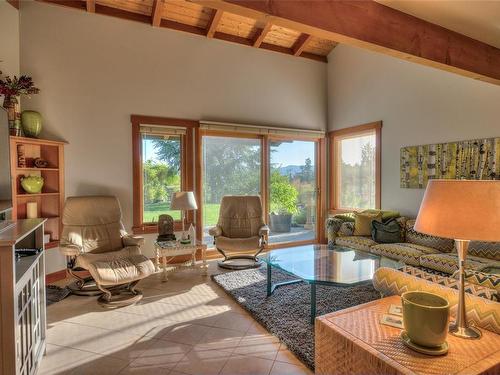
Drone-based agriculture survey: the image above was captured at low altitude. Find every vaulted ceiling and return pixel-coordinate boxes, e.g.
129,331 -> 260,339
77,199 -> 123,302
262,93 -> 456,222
32,1 -> 500,85
39,0 -> 337,62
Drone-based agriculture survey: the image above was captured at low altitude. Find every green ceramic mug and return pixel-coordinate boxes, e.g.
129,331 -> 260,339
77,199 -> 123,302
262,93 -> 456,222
402,291 -> 450,348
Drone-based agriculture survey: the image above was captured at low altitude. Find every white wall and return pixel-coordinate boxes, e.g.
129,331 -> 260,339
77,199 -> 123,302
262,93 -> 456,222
19,2 -> 327,269
0,1 -> 19,77
327,44 -> 500,217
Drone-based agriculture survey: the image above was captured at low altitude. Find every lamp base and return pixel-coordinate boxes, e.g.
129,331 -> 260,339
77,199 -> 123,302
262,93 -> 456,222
449,323 -> 481,339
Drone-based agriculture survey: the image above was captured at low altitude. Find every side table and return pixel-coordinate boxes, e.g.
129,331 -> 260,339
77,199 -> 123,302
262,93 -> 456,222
154,241 -> 208,282
315,296 -> 500,375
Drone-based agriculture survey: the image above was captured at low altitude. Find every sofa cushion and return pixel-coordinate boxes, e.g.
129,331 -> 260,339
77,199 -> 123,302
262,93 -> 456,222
419,253 -> 500,274
335,236 -> 376,252
402,266 -> 498,302
468,241 -> 500,261
370,243 -> 439,266
353,212 -> 382,236
451,270 -> 500,294
338,222 -> 355,236
405,219 -> 455,253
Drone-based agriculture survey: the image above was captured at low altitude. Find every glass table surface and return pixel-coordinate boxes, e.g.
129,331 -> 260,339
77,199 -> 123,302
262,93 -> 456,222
259,244 -> 382,285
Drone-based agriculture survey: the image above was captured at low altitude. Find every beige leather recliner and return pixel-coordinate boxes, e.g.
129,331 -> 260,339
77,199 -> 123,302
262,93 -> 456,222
59,196 -> 155,307
209,195 -> 269,269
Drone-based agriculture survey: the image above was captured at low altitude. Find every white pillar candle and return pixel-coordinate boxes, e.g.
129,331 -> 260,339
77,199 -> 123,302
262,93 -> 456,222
26,202 -> 38,219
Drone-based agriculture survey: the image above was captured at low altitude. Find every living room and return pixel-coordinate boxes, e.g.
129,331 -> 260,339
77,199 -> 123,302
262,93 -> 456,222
0,1 -> 499,374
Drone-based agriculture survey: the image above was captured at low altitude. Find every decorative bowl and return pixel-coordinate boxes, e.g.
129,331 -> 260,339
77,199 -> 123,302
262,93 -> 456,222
21,175 -> 44,194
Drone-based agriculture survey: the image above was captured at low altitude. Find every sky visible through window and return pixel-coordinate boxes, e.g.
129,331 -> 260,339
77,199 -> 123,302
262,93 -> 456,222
145,138 -> 317,167
341,134 -> 375,165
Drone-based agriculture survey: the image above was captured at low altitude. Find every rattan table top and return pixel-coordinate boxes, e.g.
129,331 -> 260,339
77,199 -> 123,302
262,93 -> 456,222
317,296 -> 500,375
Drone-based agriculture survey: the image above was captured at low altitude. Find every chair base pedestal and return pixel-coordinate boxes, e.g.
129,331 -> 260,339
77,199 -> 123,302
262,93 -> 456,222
67,278 -> 103,296
97,289 -> 143,308
218,255 -> 262,270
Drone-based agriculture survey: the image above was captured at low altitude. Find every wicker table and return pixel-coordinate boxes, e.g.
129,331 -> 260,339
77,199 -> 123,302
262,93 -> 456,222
154,241 -> 207,281
315,296 -> 500,375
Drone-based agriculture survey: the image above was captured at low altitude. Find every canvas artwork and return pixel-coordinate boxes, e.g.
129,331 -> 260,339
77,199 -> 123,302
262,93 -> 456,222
400,137 -> 500,188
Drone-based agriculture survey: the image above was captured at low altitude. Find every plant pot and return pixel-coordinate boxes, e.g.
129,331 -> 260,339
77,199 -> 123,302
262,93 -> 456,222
270,213 -> 292,233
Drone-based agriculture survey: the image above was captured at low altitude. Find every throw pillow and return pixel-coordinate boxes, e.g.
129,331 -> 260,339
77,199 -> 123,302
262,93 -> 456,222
354,212 -> 382,236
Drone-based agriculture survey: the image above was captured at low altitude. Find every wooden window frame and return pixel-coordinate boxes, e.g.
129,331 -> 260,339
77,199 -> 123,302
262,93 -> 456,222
198,130 -> 326,247
131,115 -> 199,234
328,121 -> 382,214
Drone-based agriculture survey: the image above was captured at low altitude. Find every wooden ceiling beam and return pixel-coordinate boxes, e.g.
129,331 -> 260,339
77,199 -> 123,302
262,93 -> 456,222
7,0 -> 20,9
292,33 -> 312,56
37,0 -> 327,63
85,0 -> 95,13
151,0 -> 163,27
192,0 -> 500,85
253,21 -> 272,48
206,9 -> 223,38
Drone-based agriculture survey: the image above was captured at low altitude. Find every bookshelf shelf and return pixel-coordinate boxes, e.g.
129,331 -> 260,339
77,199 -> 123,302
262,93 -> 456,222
10,137 -> 66,247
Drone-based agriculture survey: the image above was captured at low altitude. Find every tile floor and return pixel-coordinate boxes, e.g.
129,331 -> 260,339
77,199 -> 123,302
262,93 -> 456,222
40,261 -> 313,375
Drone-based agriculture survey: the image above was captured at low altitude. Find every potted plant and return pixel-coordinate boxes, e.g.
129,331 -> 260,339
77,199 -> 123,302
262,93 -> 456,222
269,171 -> 299,233
0,73 -> 39,136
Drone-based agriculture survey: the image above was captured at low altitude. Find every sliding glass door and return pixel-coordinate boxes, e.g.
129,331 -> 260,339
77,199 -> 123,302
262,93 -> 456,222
269,140 -> 317,244
202,135 -> 262,243
200,133 -> 320,246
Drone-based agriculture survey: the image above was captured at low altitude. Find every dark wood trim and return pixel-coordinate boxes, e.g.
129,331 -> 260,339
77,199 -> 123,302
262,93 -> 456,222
214,31 -> 253,46
7,0 -> 19,9
46,269 -> 67,284
151,0 -> 163,27
86,0 -> 95,13
206,9 -> 223,38
293,33 -> 312,56
220,0 -> 500,85
131,115 -> 199,231
194,127 -> 203,241
318,137 -> 327,243
160,19 -> 207,36
41,0 -> 86,10
328,121 -> 382,211
253,21 -> 272,48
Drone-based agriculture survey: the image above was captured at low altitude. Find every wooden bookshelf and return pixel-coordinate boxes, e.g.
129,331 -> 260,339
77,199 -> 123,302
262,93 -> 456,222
9,136 -> 66,249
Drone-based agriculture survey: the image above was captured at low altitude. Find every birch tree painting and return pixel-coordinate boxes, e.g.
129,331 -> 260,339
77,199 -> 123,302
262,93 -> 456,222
400,137 -> 500,188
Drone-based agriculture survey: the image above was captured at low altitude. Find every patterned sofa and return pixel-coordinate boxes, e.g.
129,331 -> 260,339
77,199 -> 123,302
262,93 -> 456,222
327,216 -> 500,275
373,266 -> 500,334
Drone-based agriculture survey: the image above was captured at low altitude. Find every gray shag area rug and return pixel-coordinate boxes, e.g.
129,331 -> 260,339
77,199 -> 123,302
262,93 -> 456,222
212,265 -> 380,370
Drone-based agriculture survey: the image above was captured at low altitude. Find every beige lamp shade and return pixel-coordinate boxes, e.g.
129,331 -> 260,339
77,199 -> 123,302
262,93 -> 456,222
414,180 -> 500,242
171,191 -> 198,211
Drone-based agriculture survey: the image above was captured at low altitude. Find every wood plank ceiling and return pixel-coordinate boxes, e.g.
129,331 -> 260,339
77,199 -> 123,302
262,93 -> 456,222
39,0 -> 337,62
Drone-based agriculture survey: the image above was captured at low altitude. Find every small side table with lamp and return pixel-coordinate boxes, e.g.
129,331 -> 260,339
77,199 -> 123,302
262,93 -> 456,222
170,191 -> 198,244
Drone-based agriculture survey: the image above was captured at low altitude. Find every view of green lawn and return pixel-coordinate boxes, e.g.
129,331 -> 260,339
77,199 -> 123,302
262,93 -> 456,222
143,202 -> 221,225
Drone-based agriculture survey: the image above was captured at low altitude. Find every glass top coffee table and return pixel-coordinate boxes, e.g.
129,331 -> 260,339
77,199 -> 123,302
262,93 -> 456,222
259,244 -> 400,324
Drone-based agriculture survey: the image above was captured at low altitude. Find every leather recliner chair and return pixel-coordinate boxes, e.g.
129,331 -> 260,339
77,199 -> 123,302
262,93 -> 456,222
209,195 -> 269,269
59,196 -> 155,307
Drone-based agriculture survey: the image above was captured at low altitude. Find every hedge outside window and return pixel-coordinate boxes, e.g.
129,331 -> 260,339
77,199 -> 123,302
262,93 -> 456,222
131,116 -> 197,232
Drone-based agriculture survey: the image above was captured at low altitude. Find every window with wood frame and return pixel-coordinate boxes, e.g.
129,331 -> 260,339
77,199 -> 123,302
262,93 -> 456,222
131,115 -> 197,233
329,122 -> 381,212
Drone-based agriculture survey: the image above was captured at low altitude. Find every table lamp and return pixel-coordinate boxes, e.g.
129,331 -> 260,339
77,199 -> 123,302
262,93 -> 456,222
171,191 -> 198,242
414,180 -> 500,339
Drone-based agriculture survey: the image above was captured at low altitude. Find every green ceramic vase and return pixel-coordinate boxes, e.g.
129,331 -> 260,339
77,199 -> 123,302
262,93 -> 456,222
21,110 -> 43,138
21,175 -> 44,194
402,291 -> 450,348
